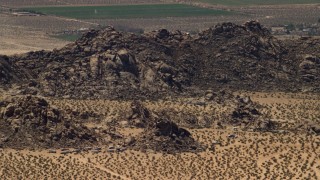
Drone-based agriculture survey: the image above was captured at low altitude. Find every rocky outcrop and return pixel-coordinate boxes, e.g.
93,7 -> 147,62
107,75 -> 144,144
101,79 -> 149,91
229,95 -> 276,131
0,96 -> 99,148
125,101 -> 202,153
203,90 -> 276,131
1,21 -> 319,99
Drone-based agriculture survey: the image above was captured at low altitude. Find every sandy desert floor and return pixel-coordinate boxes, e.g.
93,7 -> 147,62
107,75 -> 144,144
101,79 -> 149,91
0,13 -> 76,55
0,92 -> 319,179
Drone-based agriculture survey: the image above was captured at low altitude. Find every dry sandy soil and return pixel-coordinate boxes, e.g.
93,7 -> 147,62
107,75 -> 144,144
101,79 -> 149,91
0,92 -> 319,179
0,12 -> 97,55
0,14 -> 68,55
0,26 -> 67,55
1,3 -> 320,55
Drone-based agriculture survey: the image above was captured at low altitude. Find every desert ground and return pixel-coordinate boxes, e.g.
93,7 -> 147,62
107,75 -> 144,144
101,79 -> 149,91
0,92 -> 319,179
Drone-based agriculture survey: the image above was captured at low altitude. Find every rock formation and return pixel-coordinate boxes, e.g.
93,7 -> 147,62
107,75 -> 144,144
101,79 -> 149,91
0,21 -> 319,99
0,96 -> 99,148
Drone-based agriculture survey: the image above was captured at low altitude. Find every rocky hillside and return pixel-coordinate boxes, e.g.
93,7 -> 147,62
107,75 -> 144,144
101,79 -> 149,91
1,21 -> 319,99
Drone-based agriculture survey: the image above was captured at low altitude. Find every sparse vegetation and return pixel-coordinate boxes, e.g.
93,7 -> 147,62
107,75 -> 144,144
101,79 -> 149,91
0,0 -> 320,179
0,92 -> 319,179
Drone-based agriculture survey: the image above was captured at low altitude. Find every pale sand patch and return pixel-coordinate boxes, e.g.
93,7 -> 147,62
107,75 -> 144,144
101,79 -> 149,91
0,21 -> 68,55
0,35 -> 68,55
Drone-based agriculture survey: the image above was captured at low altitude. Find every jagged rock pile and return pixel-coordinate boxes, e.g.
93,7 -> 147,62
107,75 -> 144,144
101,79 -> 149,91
228,95 -> 276,131
8,26 -> 192,99
126,101 -> 202,153
134,117 -> 201,153
203,89 -> 276,131
192,21 -> 291,91
1,21 -> 319,99
127,100 -> 153,127
0,96 -> 99,148
197,21 -> 285,58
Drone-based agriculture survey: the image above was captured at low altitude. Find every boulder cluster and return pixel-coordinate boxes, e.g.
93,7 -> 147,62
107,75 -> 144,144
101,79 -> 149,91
126,101 -> 202,153
0,21 -> 319,99
0,96 -> 99,148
